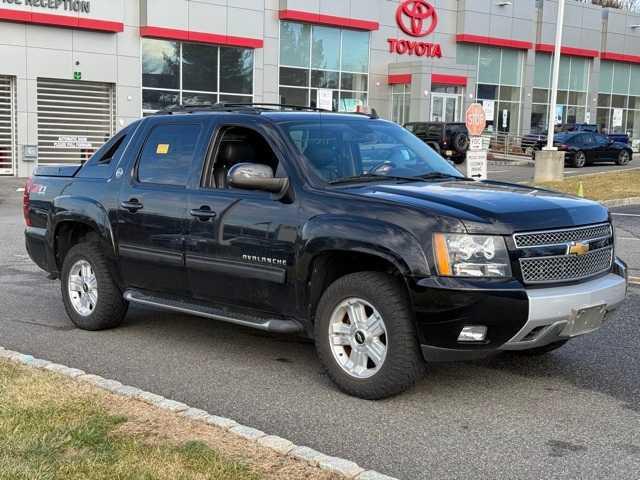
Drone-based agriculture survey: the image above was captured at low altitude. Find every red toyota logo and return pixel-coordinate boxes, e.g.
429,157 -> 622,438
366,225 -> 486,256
396,0 -> 438,38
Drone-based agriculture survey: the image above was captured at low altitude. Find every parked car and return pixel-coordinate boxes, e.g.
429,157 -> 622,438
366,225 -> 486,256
522,124 -> 630,158
530,131 -> 633,168
24,104 -> 628,399
404,122 -> 469,164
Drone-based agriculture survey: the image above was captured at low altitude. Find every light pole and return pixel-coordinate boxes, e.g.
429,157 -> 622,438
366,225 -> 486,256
544,0 -> 566,150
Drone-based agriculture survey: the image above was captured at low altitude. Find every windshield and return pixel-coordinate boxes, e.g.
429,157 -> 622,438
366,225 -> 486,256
282,119 -> 464,183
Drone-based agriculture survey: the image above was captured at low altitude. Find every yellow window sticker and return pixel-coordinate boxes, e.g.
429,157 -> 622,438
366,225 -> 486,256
156,144 -> 170,155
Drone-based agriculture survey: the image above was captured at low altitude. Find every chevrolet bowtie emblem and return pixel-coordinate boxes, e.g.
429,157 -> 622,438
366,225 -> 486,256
567,241 -> 590,256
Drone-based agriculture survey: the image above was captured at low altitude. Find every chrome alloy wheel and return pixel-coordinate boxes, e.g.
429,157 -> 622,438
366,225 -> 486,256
68,259 -> 98,317
328,298 -> 388,379
619,150 -> 630,165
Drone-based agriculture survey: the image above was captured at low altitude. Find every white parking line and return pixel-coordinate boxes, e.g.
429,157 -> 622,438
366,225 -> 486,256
619,237 -> 640,241
611,213 -> 640,218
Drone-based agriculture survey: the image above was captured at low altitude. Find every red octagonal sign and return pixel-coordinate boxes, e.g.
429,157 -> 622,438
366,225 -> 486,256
465,103 -> 486,137
396,0 -> 438,38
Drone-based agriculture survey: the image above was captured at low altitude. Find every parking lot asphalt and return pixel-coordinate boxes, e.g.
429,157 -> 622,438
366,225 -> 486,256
1,177 -> 639,480
486,160 -> 640,184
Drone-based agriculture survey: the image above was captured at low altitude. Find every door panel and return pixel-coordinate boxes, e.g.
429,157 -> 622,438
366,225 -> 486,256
186,190 -> 298,315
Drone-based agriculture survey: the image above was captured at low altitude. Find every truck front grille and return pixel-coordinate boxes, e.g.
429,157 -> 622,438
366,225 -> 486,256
514,223 -> 614,285
519,247 -> 614,284
514,223 -> 612,248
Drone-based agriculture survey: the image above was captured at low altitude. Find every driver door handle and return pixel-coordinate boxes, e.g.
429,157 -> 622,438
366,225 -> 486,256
190,207 -> 217,221
121,199 -> 143,212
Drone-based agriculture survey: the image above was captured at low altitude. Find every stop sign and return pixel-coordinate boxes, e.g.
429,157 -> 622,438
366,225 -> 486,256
465,103 -> 486,137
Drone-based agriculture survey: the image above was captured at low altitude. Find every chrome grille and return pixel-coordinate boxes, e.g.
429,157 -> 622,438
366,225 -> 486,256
514,223 -> 612,248
520,247 -> 613,284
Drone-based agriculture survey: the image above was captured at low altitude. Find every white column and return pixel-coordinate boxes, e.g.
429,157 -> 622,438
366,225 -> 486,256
545,0 -> 566,151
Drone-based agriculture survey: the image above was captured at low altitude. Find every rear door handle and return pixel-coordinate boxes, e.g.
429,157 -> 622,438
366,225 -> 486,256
190,207 -> 217,221
121,199 -> 143,212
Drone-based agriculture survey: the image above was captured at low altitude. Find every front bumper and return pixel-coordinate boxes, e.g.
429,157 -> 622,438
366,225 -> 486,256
413,259 -> 628,362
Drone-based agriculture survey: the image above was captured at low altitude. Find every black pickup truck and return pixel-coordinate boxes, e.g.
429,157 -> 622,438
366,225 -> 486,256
24,105 -> 628,399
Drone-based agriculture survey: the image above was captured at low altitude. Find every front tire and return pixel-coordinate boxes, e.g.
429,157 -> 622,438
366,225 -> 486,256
61,241 -> 128,331
314,272 -> 423,399
616,150 -> 631,166
572,151 -> 586,168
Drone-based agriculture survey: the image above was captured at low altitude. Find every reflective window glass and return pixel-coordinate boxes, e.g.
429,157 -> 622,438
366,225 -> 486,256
500,49 -> 521,86
138,124 -> 202,186
569,57 -> 587,92
631,66 -> 640,96
534,53 -> 551,89
558,56 -> 571,91
311,26 -> 341,70
279,87 -> 309,107
281,67 -> 310,87
311,70 -> 339,89
341,30 -> 369,73
220,47 -> 253,94
340,73 -> 368,92
280,21 -> 311,68
478,46 -> 500,84
599,61 -> 614,93
612,63 -> 630,95
182,43 -> 218,92
142,39 -> 179,89
142,89 -> 179,111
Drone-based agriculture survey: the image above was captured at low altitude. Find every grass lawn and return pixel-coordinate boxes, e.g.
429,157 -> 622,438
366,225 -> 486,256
534,169 -> 640,202
0,360 -> 337,480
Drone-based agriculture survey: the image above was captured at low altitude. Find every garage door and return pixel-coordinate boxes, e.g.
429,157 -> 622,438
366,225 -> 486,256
37,78 -> 115,165
0,76 -> 16,175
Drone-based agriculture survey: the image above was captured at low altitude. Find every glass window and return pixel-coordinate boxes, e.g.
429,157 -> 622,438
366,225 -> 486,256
281,67 -> 310,87
182,43 -> 217,92
500,49 -> 521,86
138,124 -> 202,186
569,57 -> 587,92
142,89 -> 179,112
391,84 -> 410,125
282,120 -> 463,183
182,92 -> 218,106
612,63 -> 630,95
456,44 -> 478,66
532,88 -> 549,103
311,70 -> 339,89
279,87 -> 309,107
311,26 -> 340,70
558,56 -> 571,91
219,94 -> 253,104
142,39 -> 179,89
220,47 -> 253,94
340,30 -> 369,73
477,84 -> 498,100
631,66 -> 640,96
534,53 -> 551,89
340,73 -> 368,91
478,46 -> 500,84
280,22 -> 311,68
141,39 -> 254,114
279,22 -> 370,112
599,61 -> 614,93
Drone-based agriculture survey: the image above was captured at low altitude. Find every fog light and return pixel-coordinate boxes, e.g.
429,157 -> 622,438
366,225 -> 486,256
458,326 -> 487,342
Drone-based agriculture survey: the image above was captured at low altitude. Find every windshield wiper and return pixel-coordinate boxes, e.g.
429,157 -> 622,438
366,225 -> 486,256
419,172 -> 469,181
329,173 -> 424,185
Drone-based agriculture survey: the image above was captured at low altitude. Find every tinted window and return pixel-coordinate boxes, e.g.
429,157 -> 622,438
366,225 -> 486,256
142,39 -> 179,89
182,43 -> 218,92
283,120 -> 462,183
579,134 -> 595,146
138,124 -> 202,186
220,47 -> 254,94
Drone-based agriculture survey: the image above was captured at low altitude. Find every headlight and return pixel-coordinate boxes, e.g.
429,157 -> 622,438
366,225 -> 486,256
433,233 -> 512,278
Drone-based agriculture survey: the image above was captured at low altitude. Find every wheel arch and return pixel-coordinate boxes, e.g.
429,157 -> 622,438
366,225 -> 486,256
50,197 -> 116,271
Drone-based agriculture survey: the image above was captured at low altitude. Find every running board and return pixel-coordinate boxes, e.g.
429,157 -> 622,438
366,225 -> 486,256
123,290 -> 303,334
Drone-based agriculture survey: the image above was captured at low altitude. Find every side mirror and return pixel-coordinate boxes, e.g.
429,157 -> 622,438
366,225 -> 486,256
227,163 -> 289,194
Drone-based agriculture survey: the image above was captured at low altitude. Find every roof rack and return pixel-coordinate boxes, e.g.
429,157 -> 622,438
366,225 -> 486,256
154,102 -> 379,119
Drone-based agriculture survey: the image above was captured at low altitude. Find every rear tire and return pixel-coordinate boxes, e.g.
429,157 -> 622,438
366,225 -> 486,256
616,150 -> 631,166
507,340 -> 569,357
572,151 -> 586,168
314,272 -> 423,399
61,241 -> 128,331
452,132 -> 470,154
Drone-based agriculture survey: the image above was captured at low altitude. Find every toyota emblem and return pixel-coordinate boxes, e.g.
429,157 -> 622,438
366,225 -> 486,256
396,0 -> 438,38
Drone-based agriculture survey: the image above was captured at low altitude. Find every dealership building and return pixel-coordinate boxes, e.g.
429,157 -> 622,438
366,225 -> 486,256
1,0 -> 640,176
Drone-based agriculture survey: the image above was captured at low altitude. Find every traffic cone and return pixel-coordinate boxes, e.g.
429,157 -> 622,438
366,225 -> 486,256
577,182 -> 584,198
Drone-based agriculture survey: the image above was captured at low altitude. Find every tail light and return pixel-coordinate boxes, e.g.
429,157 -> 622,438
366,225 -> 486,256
23,178 -> 33,226
556,144 -> 569,151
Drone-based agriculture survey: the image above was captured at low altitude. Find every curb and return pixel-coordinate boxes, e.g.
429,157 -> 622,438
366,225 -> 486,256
0,346 -> 398,480
488,159 -> 534,167
602,197 -> 640,208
